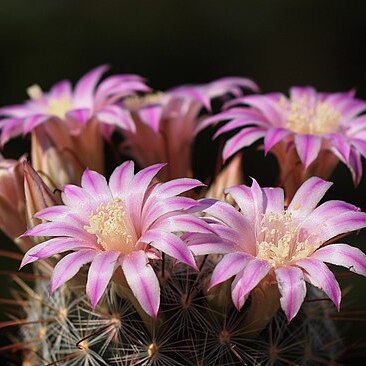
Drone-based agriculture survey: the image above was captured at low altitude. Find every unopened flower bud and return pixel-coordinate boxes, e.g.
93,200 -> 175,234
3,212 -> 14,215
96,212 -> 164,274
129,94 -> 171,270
205,154 -> 243,202
0,155 -> 33,251
31,120 -> 104,190
23,162 -> 61,242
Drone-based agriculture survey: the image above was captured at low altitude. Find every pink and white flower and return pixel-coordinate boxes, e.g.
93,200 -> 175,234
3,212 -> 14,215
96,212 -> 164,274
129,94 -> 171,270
118,77 -> 258,181
20,162 -> 214,317
0,65 -> 149,144
0,65 -> 150,188
202,87 -> 366,197
189,177 -> 366,321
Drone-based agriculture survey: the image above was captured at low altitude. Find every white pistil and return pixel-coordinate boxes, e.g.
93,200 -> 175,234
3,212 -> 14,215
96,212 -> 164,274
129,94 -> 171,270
27,84 -> 44,100
280,95 -> 342,135
85,198 -> 135,253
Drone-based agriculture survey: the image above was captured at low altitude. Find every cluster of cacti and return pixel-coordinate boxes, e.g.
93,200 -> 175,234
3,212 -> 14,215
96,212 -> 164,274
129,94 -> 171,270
0,66 -> 365,365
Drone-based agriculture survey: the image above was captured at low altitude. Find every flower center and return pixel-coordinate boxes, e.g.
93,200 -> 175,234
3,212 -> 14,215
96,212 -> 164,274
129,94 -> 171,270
123,92 -> 164,111
281,96 -> 342,135
85,198 -> 135,253
46,96 -> 73,119
256,211 -> 314,267
27,84 -> 73,119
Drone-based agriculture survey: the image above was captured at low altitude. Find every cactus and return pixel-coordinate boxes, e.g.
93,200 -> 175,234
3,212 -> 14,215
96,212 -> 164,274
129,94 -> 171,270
11,258 -> 341,366
0,68 -> 365,366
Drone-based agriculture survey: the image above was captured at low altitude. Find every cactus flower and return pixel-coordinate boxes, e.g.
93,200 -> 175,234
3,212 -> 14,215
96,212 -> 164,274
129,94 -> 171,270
0,65 -> 149,145
119,78 -> 258,181
203,87 -> 366,198
0,66 -> 149,187
20,162 -> 213,317
189,177 -> 366,321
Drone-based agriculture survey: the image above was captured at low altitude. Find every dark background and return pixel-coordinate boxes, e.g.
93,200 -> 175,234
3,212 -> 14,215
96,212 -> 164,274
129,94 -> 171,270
1,0 -> 366,364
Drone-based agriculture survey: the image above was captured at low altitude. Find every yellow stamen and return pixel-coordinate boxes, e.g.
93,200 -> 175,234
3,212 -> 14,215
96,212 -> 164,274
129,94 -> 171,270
46,96 -> 73,118
280,95 -> 342,135
124,92 -> 164,111
257,211 -> 316,267
85,198 -> 135,253
27,83 -> 73,118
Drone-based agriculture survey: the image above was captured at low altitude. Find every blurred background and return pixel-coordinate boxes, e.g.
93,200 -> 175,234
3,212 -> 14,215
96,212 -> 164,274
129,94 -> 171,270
1,0 -> 366,364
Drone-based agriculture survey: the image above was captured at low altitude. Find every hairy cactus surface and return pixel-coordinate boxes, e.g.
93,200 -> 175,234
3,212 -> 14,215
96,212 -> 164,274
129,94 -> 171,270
14,260 -> 342,366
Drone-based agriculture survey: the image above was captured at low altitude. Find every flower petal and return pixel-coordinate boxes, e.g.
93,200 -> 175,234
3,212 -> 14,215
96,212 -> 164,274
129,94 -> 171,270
311,244 -> 366,277
328,133 -> 351,163
81,169 -> 112,201
186,233 -> 237,255
290,86 -> 317,101
231,258 -> 271,310
139,229 -> 197,269
51,250 -> 96,292
250,178 -> 266,218
20,238 -> 95,268
154,214 -> 215,235
61,185 -> 95,212
73,65 -> 109,107
200,198 -> 256,253
139,105 -> 163,133
126,163 -> 165,223
0,118 -> 23,146
351,138 -> 366,158
264,127 -> 292,154
142,196 -> 197,229
222,127 -> 265,162
241,94 -> 283,125
296,257 -> 341,310
275,266 -> 307,322
151,178 -> 204,199
225,184 -> 256,224
263,187 -> 284,214
25,222 -> 93,241
50,80 -> 72,99
214,116 -> 268,139
348,148 -> 363,185
109,160 -> 135,196
315,210 -> 366,244
294,134 -> 322,168
197,108 -> 265,134
122,251 -> 160,317
96,105 -> 136,131
299,200 -> 360,234
23,114 -> 49,134
34,206 -> 87,226
66,108 -> 91,125
86,251 -> 120,308
209,252 -> 252,289
287,177 -> 333,219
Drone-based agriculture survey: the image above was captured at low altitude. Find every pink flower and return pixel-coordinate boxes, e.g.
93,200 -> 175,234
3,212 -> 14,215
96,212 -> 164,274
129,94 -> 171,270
119,78 -> 258,181
189,177 -> 366,321
0,65 -> 149,145
0,66 -> 149,187
203,87 -> 366,197
20,161 -> 213,317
